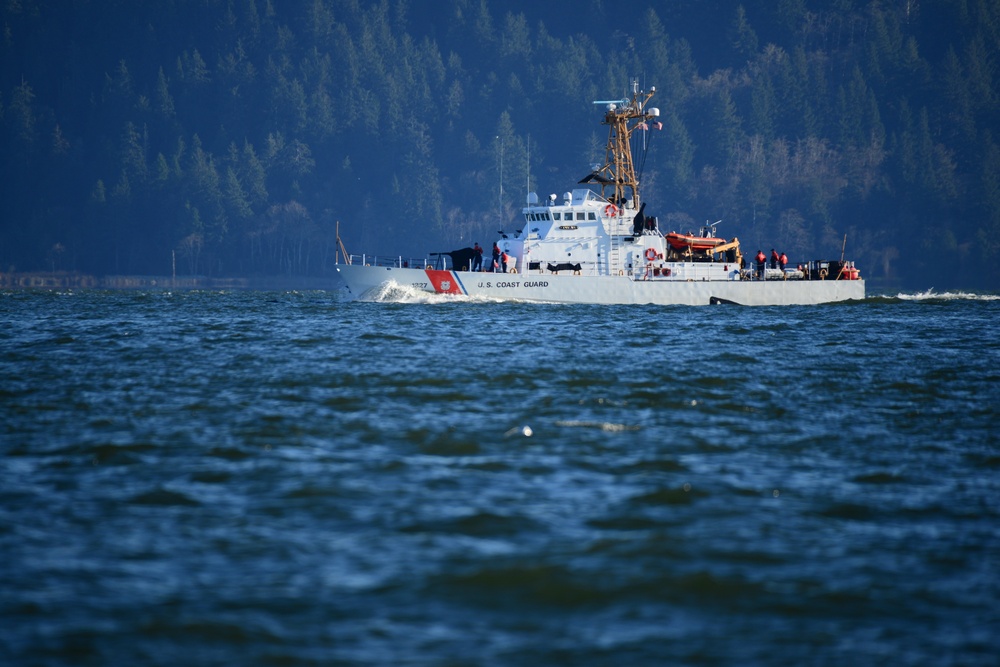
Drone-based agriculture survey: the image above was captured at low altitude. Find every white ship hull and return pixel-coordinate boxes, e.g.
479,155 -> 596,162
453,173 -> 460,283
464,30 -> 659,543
336,264 -> 864,306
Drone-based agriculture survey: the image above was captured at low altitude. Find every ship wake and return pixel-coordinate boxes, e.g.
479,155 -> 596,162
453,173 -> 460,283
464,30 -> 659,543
894,289 -> 1000,302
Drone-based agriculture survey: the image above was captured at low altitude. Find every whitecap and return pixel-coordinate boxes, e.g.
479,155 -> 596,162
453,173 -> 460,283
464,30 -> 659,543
554,420 -> 641,432
894,289 -> 1000,301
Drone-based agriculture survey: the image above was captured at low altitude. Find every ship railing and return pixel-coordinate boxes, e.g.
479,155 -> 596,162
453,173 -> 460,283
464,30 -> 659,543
745,259 -> 863,281
343,254 -> 436,269
633,262 -> 741,281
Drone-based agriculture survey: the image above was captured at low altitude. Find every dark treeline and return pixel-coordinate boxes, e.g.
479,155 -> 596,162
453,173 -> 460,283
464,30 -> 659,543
1,0 -> 998,289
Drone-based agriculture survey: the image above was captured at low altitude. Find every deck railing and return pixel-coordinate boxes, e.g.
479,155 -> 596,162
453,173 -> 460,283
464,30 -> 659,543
341,254 -> 440,269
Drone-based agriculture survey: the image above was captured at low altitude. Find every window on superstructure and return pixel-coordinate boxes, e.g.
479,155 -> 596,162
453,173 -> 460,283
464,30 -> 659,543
576,212 -> 585,221
552,212 -> 561,220
588,212 -> 596,220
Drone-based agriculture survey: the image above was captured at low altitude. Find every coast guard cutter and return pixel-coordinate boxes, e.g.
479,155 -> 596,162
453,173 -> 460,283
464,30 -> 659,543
336,84 -> 864,306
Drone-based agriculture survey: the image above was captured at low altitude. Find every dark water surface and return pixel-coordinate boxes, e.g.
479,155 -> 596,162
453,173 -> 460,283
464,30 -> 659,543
2,288 -> 998,665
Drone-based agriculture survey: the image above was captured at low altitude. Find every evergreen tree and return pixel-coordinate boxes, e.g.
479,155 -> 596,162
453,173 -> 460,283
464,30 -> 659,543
730,5 -> 759,61
155,67 -> 175,120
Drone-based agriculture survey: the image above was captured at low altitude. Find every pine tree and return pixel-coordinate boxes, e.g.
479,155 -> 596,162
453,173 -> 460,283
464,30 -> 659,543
730,5 -> 759,61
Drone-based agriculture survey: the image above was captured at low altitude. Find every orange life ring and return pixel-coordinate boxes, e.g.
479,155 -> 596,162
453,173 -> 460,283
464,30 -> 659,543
644,248 -> 657,261
604,204 -> 618,217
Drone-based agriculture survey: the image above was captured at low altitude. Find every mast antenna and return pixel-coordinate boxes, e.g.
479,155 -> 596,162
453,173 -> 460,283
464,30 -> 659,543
591,85 -> 659,206
526,134 -> 530,197
496,135 -> 504,228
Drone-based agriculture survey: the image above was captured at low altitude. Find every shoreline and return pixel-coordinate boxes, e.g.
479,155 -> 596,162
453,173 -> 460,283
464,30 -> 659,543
0,272 -> 341,291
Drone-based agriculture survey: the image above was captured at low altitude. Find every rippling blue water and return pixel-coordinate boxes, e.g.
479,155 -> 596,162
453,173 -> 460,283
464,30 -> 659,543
2,288 -> 998,665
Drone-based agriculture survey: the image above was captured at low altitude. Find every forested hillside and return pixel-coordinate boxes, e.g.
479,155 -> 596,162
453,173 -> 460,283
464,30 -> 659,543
2,0 -> 998,289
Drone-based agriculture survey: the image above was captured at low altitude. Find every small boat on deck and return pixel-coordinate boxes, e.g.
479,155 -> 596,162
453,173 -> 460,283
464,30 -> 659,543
336,83 -> 864,306
665,228 -> 727,254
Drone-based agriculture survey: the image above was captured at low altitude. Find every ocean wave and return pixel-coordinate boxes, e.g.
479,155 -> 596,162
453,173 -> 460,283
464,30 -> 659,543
363,281 -> 432,302
892,289 -> 1000,301
554,420 -> 641,432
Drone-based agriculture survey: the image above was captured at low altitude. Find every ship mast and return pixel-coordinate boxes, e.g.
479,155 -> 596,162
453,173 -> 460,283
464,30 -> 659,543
592,83 -> 658,208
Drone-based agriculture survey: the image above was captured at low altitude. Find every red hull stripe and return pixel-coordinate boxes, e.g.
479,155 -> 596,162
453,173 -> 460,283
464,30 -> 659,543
424,269 -> 466,295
